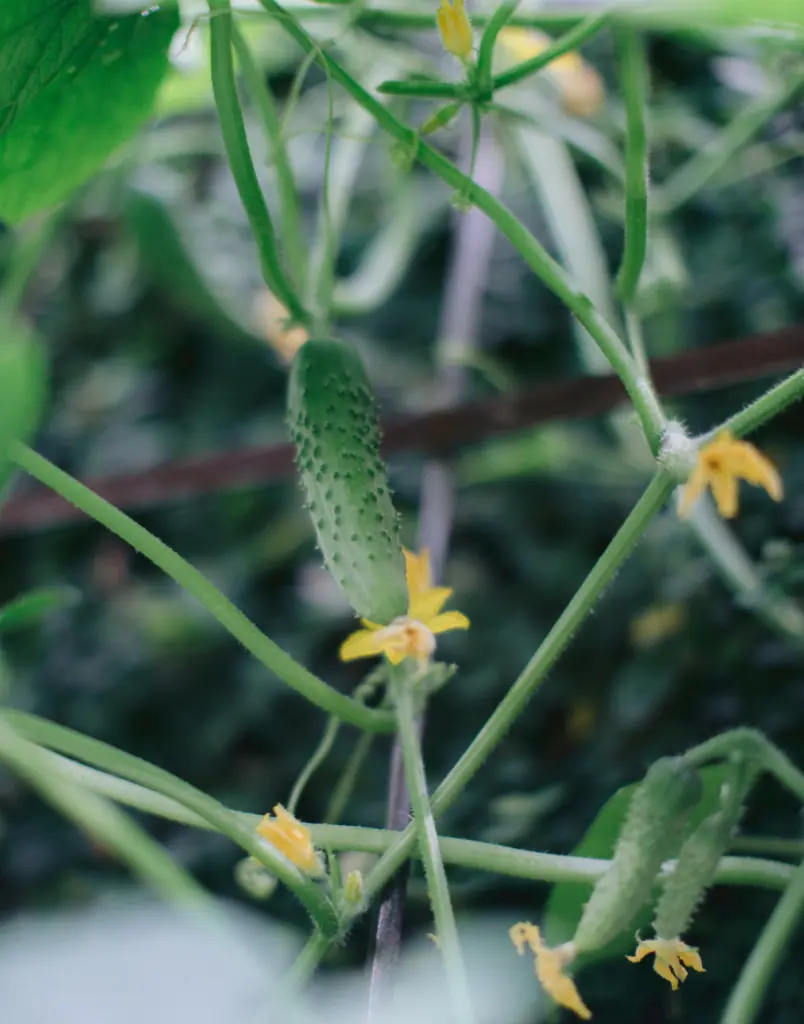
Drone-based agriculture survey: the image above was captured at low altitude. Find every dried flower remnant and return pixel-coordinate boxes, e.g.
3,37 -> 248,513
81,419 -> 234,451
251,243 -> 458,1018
256,804 -> 324,877
509,922 -> 592,1020
627,937 -> 705,990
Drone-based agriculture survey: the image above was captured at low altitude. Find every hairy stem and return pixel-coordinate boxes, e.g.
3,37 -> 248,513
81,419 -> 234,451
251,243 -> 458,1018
9,444 -> 394,733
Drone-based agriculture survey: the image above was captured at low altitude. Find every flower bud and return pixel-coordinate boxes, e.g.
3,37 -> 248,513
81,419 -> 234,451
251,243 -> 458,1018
343,869 -> 365,910
234,857 -> 278,900
437,0 -> 473,61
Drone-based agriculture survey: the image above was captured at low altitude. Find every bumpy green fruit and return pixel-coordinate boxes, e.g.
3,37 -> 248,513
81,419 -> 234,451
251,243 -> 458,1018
287,338 -> 407,624
573,757 -> 702,953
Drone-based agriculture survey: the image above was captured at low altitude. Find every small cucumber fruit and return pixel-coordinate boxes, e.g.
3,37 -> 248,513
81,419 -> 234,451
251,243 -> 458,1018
573,757 -> 702,952
287,338 -> 407,624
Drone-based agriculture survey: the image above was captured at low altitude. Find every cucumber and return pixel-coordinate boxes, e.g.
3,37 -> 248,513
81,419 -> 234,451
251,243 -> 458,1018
287,338 -> 407,624
573,757 -> 702,953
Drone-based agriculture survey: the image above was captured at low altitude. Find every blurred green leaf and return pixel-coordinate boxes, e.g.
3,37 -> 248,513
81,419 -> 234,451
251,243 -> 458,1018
0,587 -> 81,633
0,322 -> 47,498
543,764 -> 729,963
0,1 -> 178,222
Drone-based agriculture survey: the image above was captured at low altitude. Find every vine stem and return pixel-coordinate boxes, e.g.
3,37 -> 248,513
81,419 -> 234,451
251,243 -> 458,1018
718,368 -> 804,441
229,23 -> 307,290
207,0 -> 311,326
8,443 -> 395,734
13,732 -> 793,892
392,669 -> 475,1023
255,0 -> 667,454
720,858 -> 804,1024
491,10 -> 610,93
614,25 -> 649,303
4,710 -> 339,935
0,720 -> 209,907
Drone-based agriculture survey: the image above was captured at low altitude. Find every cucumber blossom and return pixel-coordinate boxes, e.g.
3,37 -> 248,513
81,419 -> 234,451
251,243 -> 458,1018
287,338 -> 407,624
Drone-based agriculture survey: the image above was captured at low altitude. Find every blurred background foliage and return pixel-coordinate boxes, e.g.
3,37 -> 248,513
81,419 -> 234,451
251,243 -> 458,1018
1,7 -> 803,1022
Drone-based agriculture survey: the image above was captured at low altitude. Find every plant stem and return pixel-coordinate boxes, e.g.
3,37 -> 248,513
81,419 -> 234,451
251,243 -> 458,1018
491,10 -> 610,93
683,728 -> 804,805
207,0 -> 310,326
732,837 -> 804,860
230,23 -> 307,290
287,717 -> 341,815
718,368 -> 804,440
325,731 -> 374,823
721,858 -> 804,1024
256,0 -> 666,453
614,25 -> 649,303
377,80 -> 462,99
9,444 -> 394,733
27,743 -> 794,891
0,721 -> 208,906
3,710 -> 340,935
392,670 -> 475,1024
361,471 -> 673,903
688,498 -> 804,650
475,0 -> 520,99
655,68 -> 804,214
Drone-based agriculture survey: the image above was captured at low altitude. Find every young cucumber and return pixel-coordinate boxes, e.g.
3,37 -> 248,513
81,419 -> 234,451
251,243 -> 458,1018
287,338 -> 407,624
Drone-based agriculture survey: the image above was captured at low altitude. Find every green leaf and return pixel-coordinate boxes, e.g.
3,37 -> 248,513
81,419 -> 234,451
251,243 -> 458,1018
0,321 -> 47,497
543,764 -> 729,963
0,587 -> 81,633
0,1 -> 179,223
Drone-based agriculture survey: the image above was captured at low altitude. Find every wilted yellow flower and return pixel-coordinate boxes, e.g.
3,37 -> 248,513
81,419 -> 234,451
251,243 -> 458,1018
509,922 -> 592,1020
437,0 -> 473,60
627,937 -> 705,990
339,548 -> 469,666
253,291 -> 308,364
679,430 -> 783,520
256,804 -> 324,877
497,27 -> 604,117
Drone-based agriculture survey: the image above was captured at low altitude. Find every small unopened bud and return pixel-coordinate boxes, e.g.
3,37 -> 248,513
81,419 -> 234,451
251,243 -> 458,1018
437,0 -> 473,61
235,857 -> 278,900
343,869 -> 365,910
573,757 -> 702,953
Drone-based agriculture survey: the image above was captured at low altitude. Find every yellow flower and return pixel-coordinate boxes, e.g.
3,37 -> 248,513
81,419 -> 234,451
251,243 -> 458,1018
339,548 -> 469,666
256,804 -> 324,877
678,430 -> 783,519
509,922 -> 592,1020
437,0 -> 473,60
627,937 -> 705,990
497,27 -> 605,118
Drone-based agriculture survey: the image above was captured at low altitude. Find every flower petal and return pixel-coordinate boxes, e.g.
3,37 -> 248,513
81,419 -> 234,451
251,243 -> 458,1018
428,610 -> 471,634
678,947 -> 705,974
654,958 -> 680,990
678,462 -> 709,518
735,442 -> 783,501
339,628 -> 389,662
404,548 -> 432,599
709,469 -> 739,519
409,586 -> 453,621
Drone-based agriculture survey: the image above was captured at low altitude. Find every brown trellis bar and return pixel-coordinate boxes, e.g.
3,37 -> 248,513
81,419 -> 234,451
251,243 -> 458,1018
1,325 -> 801,532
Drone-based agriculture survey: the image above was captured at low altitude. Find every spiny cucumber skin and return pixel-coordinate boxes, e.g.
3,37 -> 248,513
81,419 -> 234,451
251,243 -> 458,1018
288,339 -> 407,624
573,758 -> 702,953
653,808 -> 737,940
